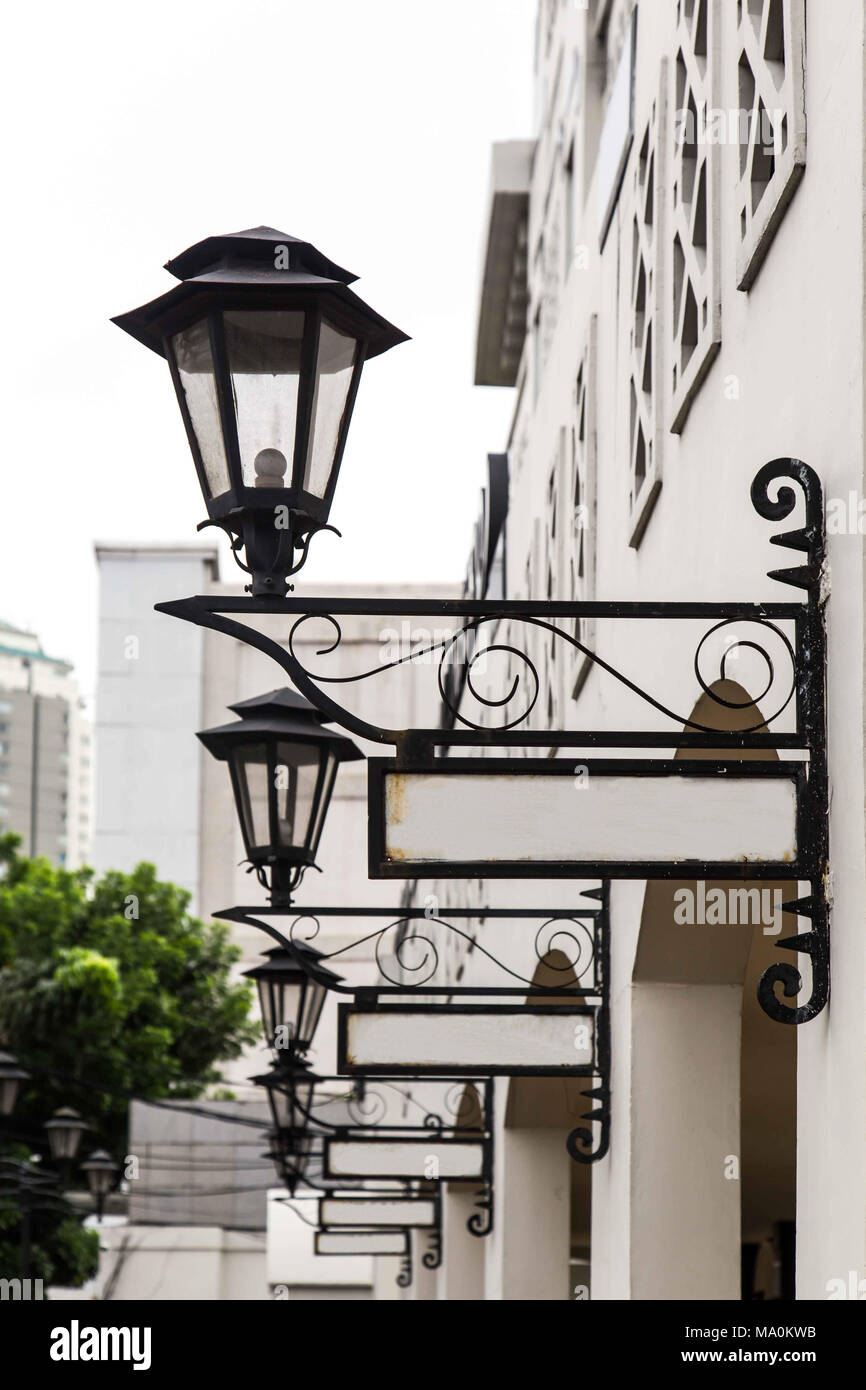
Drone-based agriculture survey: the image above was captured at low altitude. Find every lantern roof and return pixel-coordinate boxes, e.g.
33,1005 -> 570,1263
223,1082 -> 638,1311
229,687 -> 328,721
45,1106 -> 85,1128
164,226 -> 359,284
112,225 -> 409,361
196,687 -> 363,761
243,942 -> 343,990
0,1050 -> 29,1080
81,1149 -> 116,1172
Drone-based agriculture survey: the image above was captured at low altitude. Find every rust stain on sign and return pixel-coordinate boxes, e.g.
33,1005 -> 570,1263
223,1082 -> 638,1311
384,774 -> 408,861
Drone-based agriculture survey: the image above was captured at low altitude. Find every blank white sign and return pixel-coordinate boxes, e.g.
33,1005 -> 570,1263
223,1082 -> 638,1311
320,1197 -> 436,1228
382,771 -> 797,866
343,1008 -> 594,1072
327,1139 -> 484,1180
316,1230 -> 407,1256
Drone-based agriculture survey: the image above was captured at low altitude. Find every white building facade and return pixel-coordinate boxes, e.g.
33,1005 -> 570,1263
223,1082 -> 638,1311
390,0 -> 866,1301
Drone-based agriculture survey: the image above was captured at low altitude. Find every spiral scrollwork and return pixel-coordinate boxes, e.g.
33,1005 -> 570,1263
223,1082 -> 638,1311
566,1084 -> 611,1166
374,920 -> 440,988
467,1187 -> 494,1238
438,630 -> 540,732
285,604 -> 802,739
692,618 -> 796,730
287,914 -> 322,947
346,1087 -> 389,1128
534,917 -> 596,983
421,1230 -> 443,1270
396,1253 -> 413,1289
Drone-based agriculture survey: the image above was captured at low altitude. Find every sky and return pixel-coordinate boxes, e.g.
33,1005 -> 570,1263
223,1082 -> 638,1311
0,0 -> 536,706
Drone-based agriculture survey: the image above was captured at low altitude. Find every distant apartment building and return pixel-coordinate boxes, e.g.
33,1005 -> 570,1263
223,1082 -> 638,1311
0,620 -> 92,868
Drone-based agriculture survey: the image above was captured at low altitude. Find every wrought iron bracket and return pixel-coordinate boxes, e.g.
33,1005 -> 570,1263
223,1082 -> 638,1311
223,895 -> 612,1165
161,459 -> 829,1025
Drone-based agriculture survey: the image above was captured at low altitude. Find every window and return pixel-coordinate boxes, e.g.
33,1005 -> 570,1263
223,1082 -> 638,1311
569,324 -> 598,698
735,0 -> 806,289
628,74 -> 665,545
533,304 -> 543,404
670,0 -> 721,431
564,142 -> 576,279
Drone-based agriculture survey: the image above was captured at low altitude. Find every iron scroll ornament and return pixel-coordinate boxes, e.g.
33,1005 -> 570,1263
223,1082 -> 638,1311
218,897 -> 611,1165
157,459 -> 829,1025
750,460 -> 828,1025
264,1063 -> 498,1237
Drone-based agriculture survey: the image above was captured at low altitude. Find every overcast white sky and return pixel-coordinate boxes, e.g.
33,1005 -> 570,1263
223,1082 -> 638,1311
1,0 -> 535,705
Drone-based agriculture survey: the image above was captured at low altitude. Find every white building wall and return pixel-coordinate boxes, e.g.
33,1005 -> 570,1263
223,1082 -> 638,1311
414,0 -> 866,1301
93,545 -> 215,909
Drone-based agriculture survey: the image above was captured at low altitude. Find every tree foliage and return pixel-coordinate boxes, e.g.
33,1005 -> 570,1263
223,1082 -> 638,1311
0,835 -> 258,1283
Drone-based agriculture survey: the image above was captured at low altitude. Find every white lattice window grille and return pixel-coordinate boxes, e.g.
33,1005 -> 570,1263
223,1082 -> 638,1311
628,68 -> 667,545
535,217 -> 563,384
545,455 -> 562,729
735,0 -> 806,289
544,0 -> 558,57
570,320 -> 598,699
603,0 -> 636,89
670,0 -> 721,433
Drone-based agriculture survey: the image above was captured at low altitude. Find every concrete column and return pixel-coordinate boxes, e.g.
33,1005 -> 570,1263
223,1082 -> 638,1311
629,982 -> 741,1299
485,1127 -> 570,1300
373,1257 -> 402,1300
437,1185 -> 484,1299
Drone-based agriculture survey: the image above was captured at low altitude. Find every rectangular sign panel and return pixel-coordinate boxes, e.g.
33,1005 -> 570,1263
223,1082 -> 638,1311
319,1197 -> 437,1229
324,1137 -> 485,1181
338,1005 -> 595,1076
368,758 -> 802,879
315,1229 -> 409,1257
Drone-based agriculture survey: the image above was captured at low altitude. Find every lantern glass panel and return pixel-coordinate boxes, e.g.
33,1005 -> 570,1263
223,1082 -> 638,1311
286,1130 -> 314,1177
308,751 -> 338,854
170,320 -> 231,499
303,321 -> 357,499
293,1076 -> 315,1125
84,1160 -> 115,1198
232,747 -> 270,850
47,1116 -> 85,1162
274,742 -> 320,850
223,310 -> 305,489
267,1083 -> 292,1131
260,977 -> 303,1049
0,1076 -> 20,1117
299,979 -> 327,1049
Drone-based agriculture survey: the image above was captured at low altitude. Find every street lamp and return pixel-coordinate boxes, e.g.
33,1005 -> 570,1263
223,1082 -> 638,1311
44,1107 -> 88,1165
264,1130 -> 316,1196
243,943 -> 341,1057
252,1058 -> 320,1134
0,1050 -> 29,1117
252,1061 -> 321,1196
112,226 -> 408,595
197,688 -> 362,904
81,1149 -> 118,1220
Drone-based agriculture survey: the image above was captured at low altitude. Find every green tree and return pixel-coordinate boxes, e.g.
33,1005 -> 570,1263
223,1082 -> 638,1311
0,834 -> 258,1284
